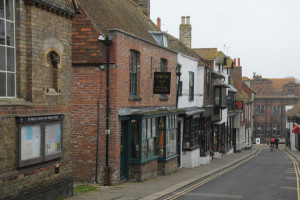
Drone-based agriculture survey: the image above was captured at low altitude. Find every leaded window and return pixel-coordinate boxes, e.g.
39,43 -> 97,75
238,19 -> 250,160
0,0 -> 15,97
166,115 -> 177,157
142,118 -> 157,159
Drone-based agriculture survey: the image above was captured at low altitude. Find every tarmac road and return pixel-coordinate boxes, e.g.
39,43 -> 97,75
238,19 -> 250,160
160,147 -> 299,200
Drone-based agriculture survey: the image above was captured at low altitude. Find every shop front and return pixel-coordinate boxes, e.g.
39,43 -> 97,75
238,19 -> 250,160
119,107 -> 183,181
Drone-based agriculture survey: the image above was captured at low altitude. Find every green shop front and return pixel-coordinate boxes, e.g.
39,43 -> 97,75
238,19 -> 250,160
119,107 -> 184,181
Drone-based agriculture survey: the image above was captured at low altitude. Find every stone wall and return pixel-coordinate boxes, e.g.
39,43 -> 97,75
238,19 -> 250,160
158,157 -> 178,176
129,160 -> 158,182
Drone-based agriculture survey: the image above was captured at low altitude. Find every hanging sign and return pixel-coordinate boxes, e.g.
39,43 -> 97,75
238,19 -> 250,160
236,101 -> 243,110
153,72 -> 171,94
292,124 -> 300,134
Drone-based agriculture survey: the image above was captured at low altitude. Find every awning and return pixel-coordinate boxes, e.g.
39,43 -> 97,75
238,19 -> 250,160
228,84 -> 238,92
292,124 -> 300,134
213,79 -> 230,88
184,107 -> 205,117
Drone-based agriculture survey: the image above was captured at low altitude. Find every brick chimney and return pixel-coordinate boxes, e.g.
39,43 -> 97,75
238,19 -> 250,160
234,58 -> 236,67
132,0 -> 150,18
157,17 -> 161,30
179,16 -> 192,48
238,58 -> 240,66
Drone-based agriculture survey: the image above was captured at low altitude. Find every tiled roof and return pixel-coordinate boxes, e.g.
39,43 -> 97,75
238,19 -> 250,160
166,33 -> 208,66
269,78 -> 295,93
242,76 -> 251,81
29,0 -> 76,15
192,48 -> 217,60
77,0 -> 159,43
224,57 -> 234,69
286,101 -> 300,117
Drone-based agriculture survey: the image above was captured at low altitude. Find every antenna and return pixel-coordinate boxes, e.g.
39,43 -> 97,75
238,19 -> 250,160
223,45 -> 231,55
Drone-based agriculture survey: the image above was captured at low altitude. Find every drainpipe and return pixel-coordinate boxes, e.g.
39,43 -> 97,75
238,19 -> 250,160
103,37 -> 112,185
176,64 -> 182,108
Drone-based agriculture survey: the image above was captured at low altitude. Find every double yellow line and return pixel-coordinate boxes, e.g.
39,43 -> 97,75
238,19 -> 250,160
164,150 -> 261,200
283,149 -> 300,200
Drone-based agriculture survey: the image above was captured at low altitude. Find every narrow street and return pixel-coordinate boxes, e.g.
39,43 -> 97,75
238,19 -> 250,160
160,146 -> 299,200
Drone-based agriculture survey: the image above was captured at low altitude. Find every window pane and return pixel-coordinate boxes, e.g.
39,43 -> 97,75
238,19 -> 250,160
0,19 -> 4,45
0,45 -> 5,70
142,140 -> 147,158
21,125 -> 42,161
5,0 -> 13,21
7,46 -> 14,71
152,118 -> 156,137
142,119 -> 146,139
0,0 -> 4,18
7,72 -> 14,96
148,138 -> 155,156
147,118 -> 151,138
6,21 -> 13,46
0,72 -> 5,96
131,120 -> 139,159
45,123 -> 62,156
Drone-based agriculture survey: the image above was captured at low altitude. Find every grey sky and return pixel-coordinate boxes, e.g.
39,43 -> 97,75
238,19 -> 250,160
150,0 -> 300,80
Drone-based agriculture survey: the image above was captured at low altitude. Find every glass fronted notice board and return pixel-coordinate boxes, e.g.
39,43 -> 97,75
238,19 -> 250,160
16,114 -> 64,167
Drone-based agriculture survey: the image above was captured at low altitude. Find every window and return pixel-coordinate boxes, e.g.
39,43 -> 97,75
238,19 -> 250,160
129,50 -> 139,96
256,124 -> 265,136
288,89 -> 294,96
272,124 -> 280,136
166,115 -> 177,157
17,115 -> 64,167
256,105 -> 265,115
47,51 -> 60,92
206,69 -> 210,97
183,117 -> 200,150
131,119 -> 139,159
189,71 -> 194,101
178,81 -> 182,96
214,87 -> 220,106
0,0 -> 15,97
141,118 -> 157,159
258,88 -> 263,95
272,105 -> 281,115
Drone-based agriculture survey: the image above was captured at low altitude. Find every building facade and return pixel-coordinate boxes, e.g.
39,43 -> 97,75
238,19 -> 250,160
0,0 -> 75,199
250,75 -> 299,142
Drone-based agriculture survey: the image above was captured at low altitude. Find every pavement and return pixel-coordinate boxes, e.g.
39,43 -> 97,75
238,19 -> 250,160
69,144 -> 300,200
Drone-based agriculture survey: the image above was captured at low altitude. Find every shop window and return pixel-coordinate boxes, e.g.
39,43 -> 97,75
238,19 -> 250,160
129,50 -> 139,96
256,105 -> 265,115
17,114 -> 64,167
183,117 -> 200,150
131,120 -> 139,160
0,0 -> 15,97
166,115 -> 177,157
272,105 -> 281,115
272,124 -> 280,136
141,118 -> 157,159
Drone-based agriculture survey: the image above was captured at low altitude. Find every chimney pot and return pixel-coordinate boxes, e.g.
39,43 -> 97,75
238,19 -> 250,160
234,58 -> 236,67
181,16 -> 185,24
186,16 -> 190,24
238,58 -> 240,66
157,17 -> 161,30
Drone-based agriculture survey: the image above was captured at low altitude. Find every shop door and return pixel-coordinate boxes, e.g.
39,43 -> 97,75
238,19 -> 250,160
120,121 -> 128,180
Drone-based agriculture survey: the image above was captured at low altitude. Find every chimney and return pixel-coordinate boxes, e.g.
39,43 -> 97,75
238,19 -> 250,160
157,17 -> 161,30
234,58 -> 236,67
238,58 -> 240,66
179,16 -> 192,48
132,0 -> 150,18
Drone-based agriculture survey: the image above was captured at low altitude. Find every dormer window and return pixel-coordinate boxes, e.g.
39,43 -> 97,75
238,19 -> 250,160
149,31 -> 168,47
288,89 -> 294,96
258,88 -> 263,95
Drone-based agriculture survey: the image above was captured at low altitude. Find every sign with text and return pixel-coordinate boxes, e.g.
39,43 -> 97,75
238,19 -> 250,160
153,72 -> 171,94
17,114 -> 64,124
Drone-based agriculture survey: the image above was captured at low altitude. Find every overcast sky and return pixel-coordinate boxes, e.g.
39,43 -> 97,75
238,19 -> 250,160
150,0 -> 300,80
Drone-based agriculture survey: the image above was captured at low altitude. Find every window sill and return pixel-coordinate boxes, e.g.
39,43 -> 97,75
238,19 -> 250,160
0,98 -> 33,107
159,96 -> 169,101
129,96 -> 142,101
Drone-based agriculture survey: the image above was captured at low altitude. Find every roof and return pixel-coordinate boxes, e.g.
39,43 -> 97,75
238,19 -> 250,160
211,70 -> 225,78
286,101 -> 300,117
215,51 -> 227,65
223,56 -> 234,69
77,0 -> 160,42
192,48 -> 217,60
269,78 -> 295,93
166,33 -> 208,66
29,0 -> 77,15
242,76 -> 251,81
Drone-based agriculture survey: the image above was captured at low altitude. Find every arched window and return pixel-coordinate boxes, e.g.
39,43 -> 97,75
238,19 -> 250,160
46,51 -> 60,92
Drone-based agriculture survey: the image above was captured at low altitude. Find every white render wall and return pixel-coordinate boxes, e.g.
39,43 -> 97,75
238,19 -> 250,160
178,53 -> 201,109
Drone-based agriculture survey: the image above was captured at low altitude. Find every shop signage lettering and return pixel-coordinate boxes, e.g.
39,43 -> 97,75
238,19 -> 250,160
17,114 -> 64,124
153,72 -> 171,94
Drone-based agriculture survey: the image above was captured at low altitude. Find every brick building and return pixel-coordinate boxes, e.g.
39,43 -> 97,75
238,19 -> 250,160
0,0 -> 76,199
72,0 -> 181,185
250,75 -> 299,142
